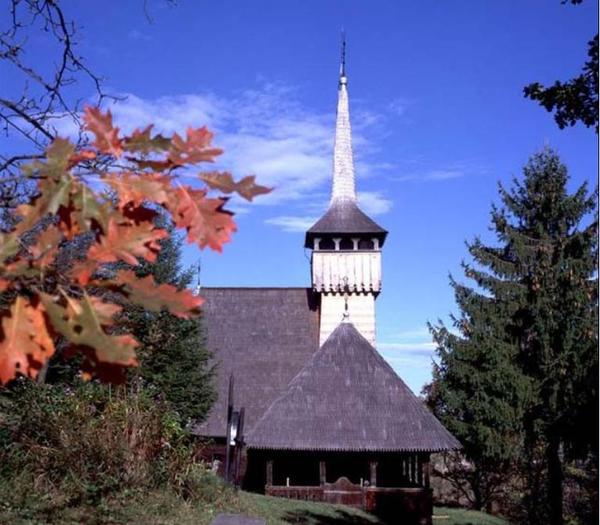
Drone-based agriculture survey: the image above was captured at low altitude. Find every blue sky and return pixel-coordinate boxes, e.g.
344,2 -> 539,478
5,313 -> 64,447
4,1 -> 598,393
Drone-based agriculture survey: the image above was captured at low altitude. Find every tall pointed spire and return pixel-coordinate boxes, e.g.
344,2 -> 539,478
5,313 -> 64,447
331,32 -> 356,204
304,34 -> 387,251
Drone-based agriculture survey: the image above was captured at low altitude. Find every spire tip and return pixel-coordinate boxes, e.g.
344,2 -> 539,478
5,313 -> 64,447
339,30 -> 347,85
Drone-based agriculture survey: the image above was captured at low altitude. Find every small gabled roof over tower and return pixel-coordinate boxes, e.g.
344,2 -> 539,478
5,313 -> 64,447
306,202 -> 387,240
246,322 -> 461,452
305,37 -> 387,249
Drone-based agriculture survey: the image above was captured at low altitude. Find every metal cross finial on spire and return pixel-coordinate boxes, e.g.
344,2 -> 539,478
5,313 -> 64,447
341,277 -> 350,322
193,258 -> 202,296
339,30 -> 347,83
342,294 -> 350,323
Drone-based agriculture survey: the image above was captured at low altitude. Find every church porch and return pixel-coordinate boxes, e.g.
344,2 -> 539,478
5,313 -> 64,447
245,450 -> 433,525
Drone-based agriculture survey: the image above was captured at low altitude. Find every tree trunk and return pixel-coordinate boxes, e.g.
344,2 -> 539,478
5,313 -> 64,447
472,471 -> 484,511
546,435 -> 563,525
524,422 -> 543,524
36,359 -> 49,385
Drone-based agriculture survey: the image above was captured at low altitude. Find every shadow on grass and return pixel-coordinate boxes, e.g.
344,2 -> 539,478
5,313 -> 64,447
281,509 -> 380,525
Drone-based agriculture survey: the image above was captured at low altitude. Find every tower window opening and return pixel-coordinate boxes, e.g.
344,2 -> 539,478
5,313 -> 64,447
358,239 -> 375,250
339,238 -> 354,251
319,238 -> 335,250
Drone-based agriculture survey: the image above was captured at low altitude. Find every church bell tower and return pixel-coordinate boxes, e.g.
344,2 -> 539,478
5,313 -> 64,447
305,39 -> 387,347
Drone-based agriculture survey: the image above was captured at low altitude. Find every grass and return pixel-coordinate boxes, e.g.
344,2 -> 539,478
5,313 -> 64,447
239,495 -> 513,525
237,491 -> 381,525
0,485 -> 512,525
433,506 -> 511,525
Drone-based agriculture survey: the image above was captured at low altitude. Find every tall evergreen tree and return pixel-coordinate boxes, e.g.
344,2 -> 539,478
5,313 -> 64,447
126,224 -> 216,427
428,148 -> 597,524
426,286 -> 529,511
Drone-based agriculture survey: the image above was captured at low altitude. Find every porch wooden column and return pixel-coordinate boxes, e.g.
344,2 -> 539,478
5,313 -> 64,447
319,461 -> 326,486
369,460 -> 378,487
423,455 -> 431,488
266,459 -> 273,486
416,455 -> 423,486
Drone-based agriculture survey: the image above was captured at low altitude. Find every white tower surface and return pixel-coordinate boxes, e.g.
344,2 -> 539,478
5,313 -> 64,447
305,38 -> 387,347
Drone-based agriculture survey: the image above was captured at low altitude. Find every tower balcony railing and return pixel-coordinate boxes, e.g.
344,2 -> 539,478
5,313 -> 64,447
311,250 -> 382,293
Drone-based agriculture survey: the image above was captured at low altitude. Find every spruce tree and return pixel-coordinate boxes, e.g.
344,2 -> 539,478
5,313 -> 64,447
428,147 -> 597,524
427,293 -> 529,511
127,224 -> 216,427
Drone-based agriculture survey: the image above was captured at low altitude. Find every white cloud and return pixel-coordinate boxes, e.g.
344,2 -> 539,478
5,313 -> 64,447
357,191 -> 393,215
266,190 -> 392,234
107,93 -> 224,134
265,215 -> 317,232
387,98 -> 410,117
377,336 -> 438,385
127,29 -> 152,42
102,87 -> 341,205
392,327 -> 431,340
424,170 -> 464,181
52,83 -> 401,229
393,160 -> 489,184
378,341 -> 436,355
381,355 -> 434,370
394,169 -> 465,183
377,324 -> 439,360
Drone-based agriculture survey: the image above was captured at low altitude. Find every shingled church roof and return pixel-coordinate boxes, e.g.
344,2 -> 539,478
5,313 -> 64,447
193,287 -> 320,437
246,322 -> 460,452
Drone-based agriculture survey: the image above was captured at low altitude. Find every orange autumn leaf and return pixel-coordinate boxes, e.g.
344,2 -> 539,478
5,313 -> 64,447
123,125 -> 171,154
69,258 -> 100,286
113,270 -> 203,318
15,175 -> 73,235
0,231 -> 20,263
41,293 -> 137,368
69,184 -> 112,235
68,149 -> 97,168
170,185 -> 236,252
0,297 -> 55,383
88,296 -> 122,325
88,218 -> 168,265
83,107 -> 123,158
169,127 -> 223,166
199,171 -> 272,201
28,225 -> 62,268
127,158 -> 174,171
104,172 -> 172,209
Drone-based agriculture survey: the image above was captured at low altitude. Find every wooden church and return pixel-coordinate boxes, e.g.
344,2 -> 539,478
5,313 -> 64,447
195,44 -> 460,525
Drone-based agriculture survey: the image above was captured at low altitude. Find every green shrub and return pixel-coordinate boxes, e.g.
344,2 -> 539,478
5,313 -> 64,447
0,381 -> 222,521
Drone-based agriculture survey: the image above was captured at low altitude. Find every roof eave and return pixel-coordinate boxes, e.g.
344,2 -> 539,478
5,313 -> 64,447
246,444 -> 462,453
304,229 -> 387,249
